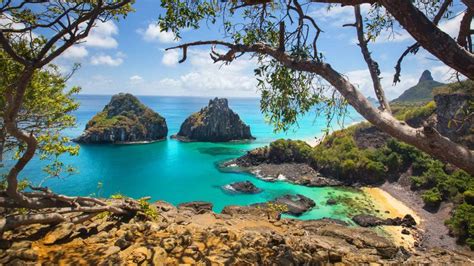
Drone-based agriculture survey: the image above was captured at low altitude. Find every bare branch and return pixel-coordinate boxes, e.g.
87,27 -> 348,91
353,5 -> 391,113
381,0 -> 474,79
393,0 -> 453,84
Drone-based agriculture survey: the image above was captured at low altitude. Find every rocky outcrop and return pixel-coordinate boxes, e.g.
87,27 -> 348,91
253,194 -> 316,216
222,145 -> 342,187
1,201 -> 470,265
223,181 -> 262,194
352,214 -> 417,228
435,93 -> 474,149
172,98 -> 254,142
75,93 -> 168,143
177,201 -> 213,214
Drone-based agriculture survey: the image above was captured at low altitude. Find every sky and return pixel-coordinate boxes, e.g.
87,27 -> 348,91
52,0 -> 469,99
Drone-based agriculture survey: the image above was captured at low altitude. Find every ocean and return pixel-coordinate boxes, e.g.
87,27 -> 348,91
5,95 -> 367,222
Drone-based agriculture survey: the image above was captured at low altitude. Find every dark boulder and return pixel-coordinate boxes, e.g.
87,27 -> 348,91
172,98 -> 254,142
224,181 -> 262,194
352,214 -> 385,227
353,214 -> 417,227
74,93 -> 167,143
253,194 -> 316,216
326,198 -> 337,205
177,201 -> 213,214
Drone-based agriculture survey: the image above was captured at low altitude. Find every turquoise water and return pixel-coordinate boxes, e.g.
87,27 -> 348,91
6,95 -> 366,221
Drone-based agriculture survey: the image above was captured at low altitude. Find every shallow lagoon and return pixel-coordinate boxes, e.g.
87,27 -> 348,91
8,95 -> 367,222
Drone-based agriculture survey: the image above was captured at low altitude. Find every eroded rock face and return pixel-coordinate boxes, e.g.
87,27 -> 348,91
75,93 -> 168,143
435,93 -> 474,149
173,98 -> 254,142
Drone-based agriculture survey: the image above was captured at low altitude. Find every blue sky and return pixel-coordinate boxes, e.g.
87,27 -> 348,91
54,0 -> 467,99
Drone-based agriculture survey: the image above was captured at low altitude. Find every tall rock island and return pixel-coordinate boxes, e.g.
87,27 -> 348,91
75,93 -> 168,143
173,98 -> 254,142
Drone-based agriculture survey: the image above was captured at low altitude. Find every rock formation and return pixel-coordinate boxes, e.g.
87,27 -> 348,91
75,93 -> 168,143
172,98 -> 254,142
352,214 -> 417,228
435,92 -> 474,149
392,70 -> 444,103
223,181 -> 262,194
253,194 -> 316,216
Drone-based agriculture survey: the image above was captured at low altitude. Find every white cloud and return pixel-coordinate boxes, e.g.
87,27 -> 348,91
345,69 -> 418,100
438,12 -> 464,38
138,22 -> 178,43
162,49 -> 180,66
62,45 -> 89,59
154,49 -> 257,96
84,20 -> 119,49
90,53 -> 124,66
310,4 -> 370,26
130,75 -> 144,83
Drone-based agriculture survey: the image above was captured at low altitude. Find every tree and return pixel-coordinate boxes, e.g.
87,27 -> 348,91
0,0 -> 139,232
159,0 -> 474,175
0,48 -> 80,173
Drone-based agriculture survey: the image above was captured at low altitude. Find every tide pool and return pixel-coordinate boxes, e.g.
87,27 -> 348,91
4,95 -> 366,222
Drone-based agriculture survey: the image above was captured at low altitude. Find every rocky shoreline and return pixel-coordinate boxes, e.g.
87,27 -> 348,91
1,200 -> 472,265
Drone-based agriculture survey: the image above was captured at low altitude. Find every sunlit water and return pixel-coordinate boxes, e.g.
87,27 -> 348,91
4,95 -> 367,222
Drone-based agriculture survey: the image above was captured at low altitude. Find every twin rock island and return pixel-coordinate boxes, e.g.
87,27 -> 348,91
74,93 -> 254,144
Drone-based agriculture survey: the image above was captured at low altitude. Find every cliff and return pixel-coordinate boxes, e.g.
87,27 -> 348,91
75,93 -> 168,143
172,98 -> 254,142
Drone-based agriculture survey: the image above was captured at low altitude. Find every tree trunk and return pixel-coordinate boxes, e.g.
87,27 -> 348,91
3,67 -> 37,205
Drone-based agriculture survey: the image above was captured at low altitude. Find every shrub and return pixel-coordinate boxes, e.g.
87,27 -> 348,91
464,190 -> 474,205
269,139 -> 312,163
446,203 -> 474,250
422,188 -> 442,207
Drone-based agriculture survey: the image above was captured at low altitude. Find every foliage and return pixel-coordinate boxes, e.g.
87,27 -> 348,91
421,188 -> 442,207
268,139 -> 312,163
464,190 -> 474,205
0,48 -> 80,181
392,101 -> 436,121
433,80 -> 474,96
446,203 -> 474,250
138,198 -> 159,220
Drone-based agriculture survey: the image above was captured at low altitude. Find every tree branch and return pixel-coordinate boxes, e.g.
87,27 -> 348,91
353,5 -> 391,113
393,0 -> 452,84
380,0 -> 474,79
458,10 -> 473,52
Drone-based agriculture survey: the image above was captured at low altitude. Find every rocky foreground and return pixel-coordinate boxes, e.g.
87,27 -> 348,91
172,98 -> 254,142
75,93 -> 168,144
1,201 -> 472,265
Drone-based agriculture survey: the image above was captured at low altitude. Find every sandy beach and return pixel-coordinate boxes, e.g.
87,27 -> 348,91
363,187 -> 422,250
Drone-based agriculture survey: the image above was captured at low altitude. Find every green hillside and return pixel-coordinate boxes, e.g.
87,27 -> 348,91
392,70 -> 444,103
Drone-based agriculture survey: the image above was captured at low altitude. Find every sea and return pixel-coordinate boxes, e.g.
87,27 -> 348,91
4,95 -> 368,222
